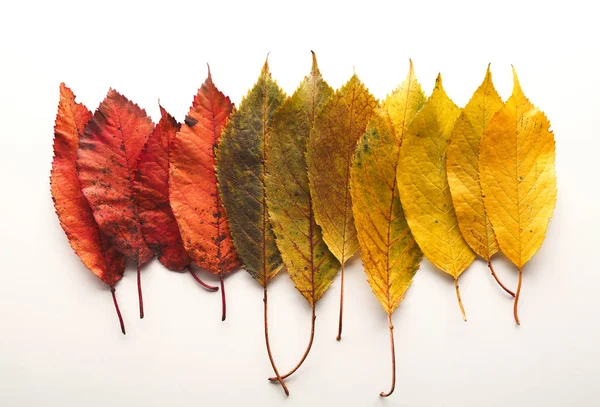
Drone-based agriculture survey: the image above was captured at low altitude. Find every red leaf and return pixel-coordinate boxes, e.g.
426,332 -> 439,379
170,70 -> 241,320
137,107 -> 190,270
77,89 -> 154,317
51,83 -> 126,334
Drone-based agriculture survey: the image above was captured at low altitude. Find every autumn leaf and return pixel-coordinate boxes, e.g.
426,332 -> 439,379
51,83 -> 126,334
350,62 -> 424,396
479,67 -> 557,324
266,52 -> 340,382
138,106 -> 217,292
215,59 -> 288,394
77,89 -> 154,319
170,70 -> 240,320
138,107 -> 187,268
446,67 -> 514,297
397,74 -> 475,321
307,72 -> 378,340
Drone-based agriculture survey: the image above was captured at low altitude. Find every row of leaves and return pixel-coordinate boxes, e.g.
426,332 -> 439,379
50,52 -> 556,397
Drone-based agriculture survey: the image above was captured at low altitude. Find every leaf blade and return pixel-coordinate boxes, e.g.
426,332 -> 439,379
77,89 -> 154,264
351,64 -> 424,315
137,107 -> 191,271
216,61 -> 285,286
479,69 -> 557,269
307,74 -> 378,264
51,83 -> 125,286
447,67 -> 503,260
397,75 -> 475,278
266,53 -> 340,304
170,73 -> 241,275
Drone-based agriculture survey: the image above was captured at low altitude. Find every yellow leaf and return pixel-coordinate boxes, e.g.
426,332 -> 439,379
446,67 -> 515,297
307,73 -> 378,339
351,62 -> 424,316
397,74 -> 475,320
447,66 -> 503,260
479,67 -> 557,324
350,62 -> 424,397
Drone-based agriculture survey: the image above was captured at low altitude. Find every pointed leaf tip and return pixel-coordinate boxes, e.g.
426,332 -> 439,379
206,63 -> 212,80
158,103 -> 168,118
158,98 -> 164,113
484,64 -> 493,82
262,53 -> 270,75
433,73 -> 445,94
311,50 -> 320,75
511,65 -> 523,94
59,83 -> 74,100
106,88 -> 125,103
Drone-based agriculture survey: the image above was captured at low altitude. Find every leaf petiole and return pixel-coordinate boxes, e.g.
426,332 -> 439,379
454,278 -> 467,322
487,260 -> 515,297
110,286 -> 126,335
137,261 -> 144,319
268,304 -> 316,381
187,266 -> 219,291
380,314 -> 396,397
263,287 -> 288,395
514,267 -> 523,325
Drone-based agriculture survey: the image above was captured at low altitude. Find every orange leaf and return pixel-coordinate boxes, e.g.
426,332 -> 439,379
170,70 -> 241,320
51,83 -> 126,333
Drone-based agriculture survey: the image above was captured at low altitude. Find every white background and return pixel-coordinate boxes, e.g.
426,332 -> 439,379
1,0 -> 598,406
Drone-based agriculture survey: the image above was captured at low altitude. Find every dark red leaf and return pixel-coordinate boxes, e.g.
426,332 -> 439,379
137,107 -> 189,270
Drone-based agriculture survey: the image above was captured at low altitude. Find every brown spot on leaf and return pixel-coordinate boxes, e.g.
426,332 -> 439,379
184,115 -> 198,127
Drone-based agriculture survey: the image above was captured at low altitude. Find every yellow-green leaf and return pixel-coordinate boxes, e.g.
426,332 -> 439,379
266,53 -> 340,305
308,74 -> 378,264
397,74 -> 474,320
216,60 -> 286,287
447,67 -> 503,261
351,63 -> 424,316
479,68 -> 557,324
307,73 -> 378,338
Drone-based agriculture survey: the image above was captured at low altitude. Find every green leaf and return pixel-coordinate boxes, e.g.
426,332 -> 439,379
216,60 -> 286,286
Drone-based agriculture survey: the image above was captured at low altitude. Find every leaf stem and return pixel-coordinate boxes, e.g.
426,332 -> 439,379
514,267 -> 523,325
336,261 -> 345,341
454,278 -> 467,322
488,260 -> 515,297
137,261 -> 144,319
187,266 -> 219,291
220,272 -> 226,321
110,287 -> 126,335
380,313 -> 396,397
269,302 -> 316,381
263,287 -> 289,396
